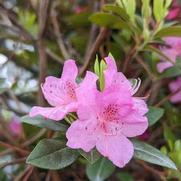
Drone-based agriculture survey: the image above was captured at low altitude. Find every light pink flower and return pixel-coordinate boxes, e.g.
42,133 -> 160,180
169,77 -> 181,103
167,0 -> 181,20
66,56 -> 148,168
9,116 -> 22,136
29,60 -> 78,121
157,37 -> 181,73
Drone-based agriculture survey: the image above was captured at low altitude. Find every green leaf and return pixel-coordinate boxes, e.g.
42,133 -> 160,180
142,0 -> 151,19
103,4 -> 129,20
89,13 -> 130,30
26,139 -> 78,169
132,139 -> 177,170
86,158 -> 115,181
99,60 -> 107,91
144,45 -> 174,64
18,10 -> 38,37
153,0 -> 165,22
116,172 -> 134,181
164,126 -> 176,150
79,149 -> 100,164
119,0 -> 136,21
146,107 -> 164,126
21,115 -> 68,131
161,66 -> 181,78
94,56 -> 100,77
155,26 -> 181,38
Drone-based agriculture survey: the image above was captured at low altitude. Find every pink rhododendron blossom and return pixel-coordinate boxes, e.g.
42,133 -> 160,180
66,56 -> 148,168
9,116 -> 22,136
167,0 -> 181,20
157,37 -> 181,73
29,60 -> 78,121
169,77 -> 181,103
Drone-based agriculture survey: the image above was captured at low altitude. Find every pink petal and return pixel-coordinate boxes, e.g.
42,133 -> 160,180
170,92 -> 181,103
9,116 -> 22,136
61,59 -> 78,81
133,98 -> 148,116
66,119 -> 97,152
42,76 -> 65,106
29,106 -> 68,121
121,114 -> 148,137
76,71 -> 98,106
96,135 -> 134,168
157,61 -> 172,73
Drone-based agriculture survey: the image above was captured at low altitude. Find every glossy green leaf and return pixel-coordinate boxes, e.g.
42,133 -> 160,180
79,149 -> 100,164
103,4 -> 129,20
132,139 -> 177,170
21,115 -> 68,131
146,107 -> 164,126
26,139 -> 78,169
89,13 -> 130,30
86,158 -> 115,181
155,26 -> 181,38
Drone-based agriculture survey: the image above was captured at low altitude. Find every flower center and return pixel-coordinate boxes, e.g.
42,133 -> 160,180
64,81 -> 77,100
101,104 -> 120,122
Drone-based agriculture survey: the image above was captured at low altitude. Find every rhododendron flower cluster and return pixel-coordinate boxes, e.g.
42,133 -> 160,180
157,37 -> 181,73
29,56 -> 148,168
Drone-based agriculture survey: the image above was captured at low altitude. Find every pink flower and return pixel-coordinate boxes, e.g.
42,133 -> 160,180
29,60 -> 78,121
169,77 -> 181,103
9,116 -> 22,136
157,37 -> 181,73
167,0 -> 181,20
66,56 -> 148,168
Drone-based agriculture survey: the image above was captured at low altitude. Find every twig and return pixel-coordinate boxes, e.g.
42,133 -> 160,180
0,157 -> 26,169
79,27 -> 109,75
0,141 -> 29,155
0,3 -> 34,41
122,44 -> 137,73
155,87 -> 181,107
22,166 -> 34,181
51,1 -> 70,59
37,0 -> 50,106
22,128 -> 46,147
135,56 -> 157,81
46,48 -> 64,64
136,160 -> 166,181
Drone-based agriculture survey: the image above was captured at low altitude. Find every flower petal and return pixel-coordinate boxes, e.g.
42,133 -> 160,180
121,114 -> 148,137
96,135 -> 134,168
66,119 -> 97,152
61,59 -> 78,81
42,76 -> 65,106
133,98 -> 148,116
29,106 -> 67,121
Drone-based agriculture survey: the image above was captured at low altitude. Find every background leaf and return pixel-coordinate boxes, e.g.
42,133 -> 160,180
146,106 -> 165,126
21,115 -> 68,131
79,149 -> 100,164
86,158 -> 115,181
155,26 -> 181,38
26,139 -> 78,170
132,139 -> 177,170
